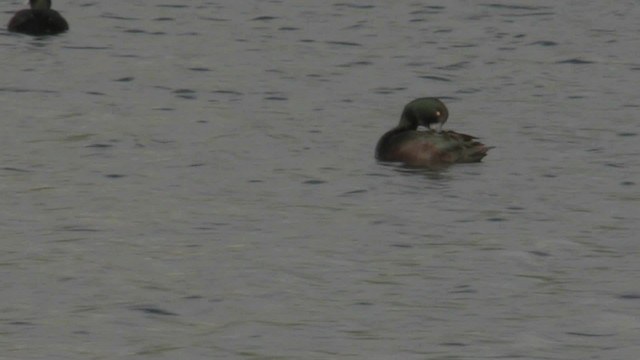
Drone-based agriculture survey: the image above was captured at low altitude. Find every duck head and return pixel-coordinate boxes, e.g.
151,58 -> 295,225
398,97 -> 449,131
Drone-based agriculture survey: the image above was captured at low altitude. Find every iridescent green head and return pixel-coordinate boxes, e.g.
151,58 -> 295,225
399,97 -> 449,131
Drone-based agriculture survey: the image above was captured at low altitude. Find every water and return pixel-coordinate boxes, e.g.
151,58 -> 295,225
2,1 -> 639,359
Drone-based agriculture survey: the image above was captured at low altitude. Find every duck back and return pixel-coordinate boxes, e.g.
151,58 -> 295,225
376,130 -> 491,167
8,9 -> 69,35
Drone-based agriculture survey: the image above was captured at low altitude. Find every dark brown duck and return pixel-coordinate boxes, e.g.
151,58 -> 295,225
375,97 -> 491,168
8,0 -> 69,35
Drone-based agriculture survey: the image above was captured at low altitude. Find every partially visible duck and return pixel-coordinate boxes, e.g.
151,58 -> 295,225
375,97 -> 491,167
8,0 -> 69,36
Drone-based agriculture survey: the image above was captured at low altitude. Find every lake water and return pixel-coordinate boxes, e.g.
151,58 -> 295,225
2,1 -> 639,359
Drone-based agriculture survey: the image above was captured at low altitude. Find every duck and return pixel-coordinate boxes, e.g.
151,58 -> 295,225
375,97 -> 491,167
7,0 -> 69,35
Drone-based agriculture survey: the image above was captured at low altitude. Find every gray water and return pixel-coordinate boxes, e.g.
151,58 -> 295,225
2,1 -> 639,359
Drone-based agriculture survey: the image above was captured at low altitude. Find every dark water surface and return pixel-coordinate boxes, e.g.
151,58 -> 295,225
2,1 -> 639,359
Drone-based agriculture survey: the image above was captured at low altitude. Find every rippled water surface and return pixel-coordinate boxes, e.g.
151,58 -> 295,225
2,1 -> 639,359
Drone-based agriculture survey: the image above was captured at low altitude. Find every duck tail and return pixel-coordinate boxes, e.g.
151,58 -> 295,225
466,143 -> 493,162
443,130 -> 493,163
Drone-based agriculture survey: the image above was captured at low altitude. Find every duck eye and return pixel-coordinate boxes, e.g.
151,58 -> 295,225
435,111 -> 441,117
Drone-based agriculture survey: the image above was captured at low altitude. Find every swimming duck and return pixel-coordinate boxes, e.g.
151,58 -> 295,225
8,0 -> 69,35
375,97 -> 491,167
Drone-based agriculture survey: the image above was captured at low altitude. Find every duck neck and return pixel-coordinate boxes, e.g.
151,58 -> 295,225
31,0 -> 51,10
385,115 -> 416,138
399,114 -> 419,129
